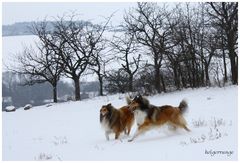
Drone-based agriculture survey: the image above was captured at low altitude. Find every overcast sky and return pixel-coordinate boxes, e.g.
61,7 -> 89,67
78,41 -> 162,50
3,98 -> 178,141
2,2 -> 137,26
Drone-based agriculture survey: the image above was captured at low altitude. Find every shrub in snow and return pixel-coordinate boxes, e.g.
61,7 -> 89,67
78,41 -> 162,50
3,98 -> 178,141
24,104 -> 32,110
52,136 -> 68,146
5,105 -> 16,112
192,118 -> 207,128
35,153 -> 53,161
210,117 -> 226,127
189,134 -> 206,144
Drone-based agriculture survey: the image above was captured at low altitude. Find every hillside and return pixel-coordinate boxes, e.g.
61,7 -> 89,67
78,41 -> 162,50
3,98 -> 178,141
2,86 -> 238,161
2,21 -> 123,36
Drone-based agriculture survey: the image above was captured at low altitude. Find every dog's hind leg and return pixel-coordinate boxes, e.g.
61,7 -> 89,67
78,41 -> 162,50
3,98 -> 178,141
168,122 -> 177,131
128,121 -> 151,142
170,115 -> 191,132
178,116 -> 191,132
183,125 -> 191,132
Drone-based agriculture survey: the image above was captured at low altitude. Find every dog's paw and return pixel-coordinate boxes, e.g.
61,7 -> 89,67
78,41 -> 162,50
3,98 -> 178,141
128,139 -> 134,142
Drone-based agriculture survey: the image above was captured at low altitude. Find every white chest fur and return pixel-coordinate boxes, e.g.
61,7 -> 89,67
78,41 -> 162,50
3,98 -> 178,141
134,110 -> 147,126
101,118 -> 111,132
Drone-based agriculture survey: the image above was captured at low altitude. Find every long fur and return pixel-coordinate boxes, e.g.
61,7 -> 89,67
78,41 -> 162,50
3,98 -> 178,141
128,95 -> 190,142
100,103 -> 134,140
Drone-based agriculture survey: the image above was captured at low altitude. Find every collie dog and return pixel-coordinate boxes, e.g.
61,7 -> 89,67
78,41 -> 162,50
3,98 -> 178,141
128,95 -> 190,142
100,103 -> 134,140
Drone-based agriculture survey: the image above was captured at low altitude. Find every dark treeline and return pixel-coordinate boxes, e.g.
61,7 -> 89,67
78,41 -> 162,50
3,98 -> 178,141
2,71 -> 100,109
11,2 -> 237,103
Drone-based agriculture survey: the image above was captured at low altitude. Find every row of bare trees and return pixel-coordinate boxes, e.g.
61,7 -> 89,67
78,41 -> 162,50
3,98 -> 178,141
14,2 -> 237,102
118,2 -> 237,93
15,15 -> 111,102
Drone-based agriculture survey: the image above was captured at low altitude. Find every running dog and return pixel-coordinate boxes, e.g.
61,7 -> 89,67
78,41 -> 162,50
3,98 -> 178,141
100,103 -> 134,140
128,95 -> 190,142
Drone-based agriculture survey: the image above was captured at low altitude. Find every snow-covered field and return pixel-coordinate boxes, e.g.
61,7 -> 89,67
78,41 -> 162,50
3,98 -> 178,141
2,86 -> 238,161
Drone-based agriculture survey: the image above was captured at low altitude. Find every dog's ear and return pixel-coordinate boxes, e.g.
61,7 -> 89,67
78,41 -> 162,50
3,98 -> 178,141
134,94 -> 141,100
107,103 -> 112,107
138,95 -> 142,99
126,96 -> 132,105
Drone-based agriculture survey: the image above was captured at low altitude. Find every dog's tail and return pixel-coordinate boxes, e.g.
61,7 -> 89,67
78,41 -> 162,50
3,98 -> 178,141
178,99 -> 188,114
126,96 -> 132,105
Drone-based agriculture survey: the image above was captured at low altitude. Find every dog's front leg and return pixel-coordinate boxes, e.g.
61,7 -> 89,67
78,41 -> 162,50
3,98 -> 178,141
128,121 -> 151,142
115,132 -> 120,140
128,130 -> 139,142
105,131 -> 110,141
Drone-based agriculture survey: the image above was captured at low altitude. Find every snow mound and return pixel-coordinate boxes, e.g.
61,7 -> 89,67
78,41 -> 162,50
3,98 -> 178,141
5,105 -> 16,112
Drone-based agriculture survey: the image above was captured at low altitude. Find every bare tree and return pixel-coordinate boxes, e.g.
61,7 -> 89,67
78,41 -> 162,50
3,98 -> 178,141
124,2 -> 173,92
88,15 -> 113,96
134,64 -> 156,95
111,33 -> 141,92
89,41 -> 109,96
167,3 -> 214,88
35,14 -> 110,100
53,17 -> 93,101
208,2 -> 238,84
105,69 -> 129,93
14,45 -> 63,103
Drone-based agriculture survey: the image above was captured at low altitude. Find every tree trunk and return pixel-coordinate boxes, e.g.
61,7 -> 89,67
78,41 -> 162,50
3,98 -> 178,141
201,62 -> 205,86
154,66 -> 161,93
99,76 -> 103,96
204,63 -> 210,86
227,32 -> 238,84
229,55 -> 237,84
228,44 -> 238,84
173,66 -> 180,90
129,75 -> 133,92
222,46 -> 228,83
191,59 -> 196,88
179,66 -> 186,88
73,77 -> 81,101
221,29 -> 228,83
53,84 -> 58,103
160,72 -> 166,92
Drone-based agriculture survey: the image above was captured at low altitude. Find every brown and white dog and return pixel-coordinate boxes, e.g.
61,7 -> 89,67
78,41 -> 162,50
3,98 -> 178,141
100,103 -> 134,140
128,95 -> 190,142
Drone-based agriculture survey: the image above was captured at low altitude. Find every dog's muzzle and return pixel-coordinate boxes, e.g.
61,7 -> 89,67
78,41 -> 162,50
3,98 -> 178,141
101,112 -> 107,117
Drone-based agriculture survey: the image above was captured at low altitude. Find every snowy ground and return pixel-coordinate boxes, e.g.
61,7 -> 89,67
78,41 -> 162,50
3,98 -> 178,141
2,86 -> 238,161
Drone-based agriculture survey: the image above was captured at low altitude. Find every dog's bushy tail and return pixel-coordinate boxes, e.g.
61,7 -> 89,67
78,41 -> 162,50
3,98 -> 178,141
178,99 -> 188,114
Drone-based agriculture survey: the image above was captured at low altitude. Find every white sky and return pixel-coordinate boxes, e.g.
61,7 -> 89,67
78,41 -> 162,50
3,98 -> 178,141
2,2 -> 137,26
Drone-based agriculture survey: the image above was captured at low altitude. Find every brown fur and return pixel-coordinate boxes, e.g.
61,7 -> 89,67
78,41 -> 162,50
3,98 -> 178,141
128,95 -> 190,142
100,103 -> 134,140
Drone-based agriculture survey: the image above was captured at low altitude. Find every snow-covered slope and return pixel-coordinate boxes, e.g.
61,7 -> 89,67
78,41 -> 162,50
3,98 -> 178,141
2,86 -> 238,161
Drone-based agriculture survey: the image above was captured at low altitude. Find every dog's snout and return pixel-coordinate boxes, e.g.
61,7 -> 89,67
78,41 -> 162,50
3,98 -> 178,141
100,107 -> 108,116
